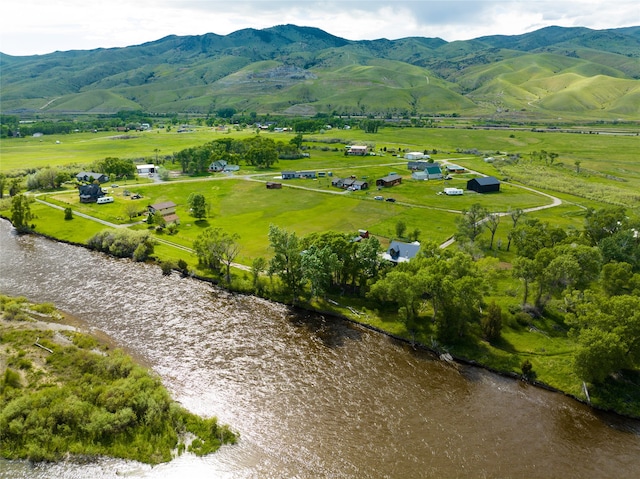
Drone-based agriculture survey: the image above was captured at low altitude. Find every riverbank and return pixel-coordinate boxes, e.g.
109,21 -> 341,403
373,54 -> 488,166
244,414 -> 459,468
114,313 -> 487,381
0,295 -> 238,464
2,217 -> 639,420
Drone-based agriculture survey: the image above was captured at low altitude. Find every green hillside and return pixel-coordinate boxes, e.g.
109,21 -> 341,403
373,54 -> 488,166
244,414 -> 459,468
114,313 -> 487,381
1,24 -> 638,119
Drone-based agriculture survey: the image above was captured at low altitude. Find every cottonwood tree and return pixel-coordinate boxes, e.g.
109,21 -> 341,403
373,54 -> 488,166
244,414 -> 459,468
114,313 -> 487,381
301,244 -> 339,299
10,194 -> 33,233
506,208 -> 525,251
187,193 -> 208,220
193,227 -> 240,283
484,213 -> 501,249
569,293 -> 640,383
455,203 -> 488,244
267,225 -> 305,303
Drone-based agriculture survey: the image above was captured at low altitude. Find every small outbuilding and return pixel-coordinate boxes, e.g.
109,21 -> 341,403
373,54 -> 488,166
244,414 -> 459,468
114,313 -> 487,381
467,176 -> 501,193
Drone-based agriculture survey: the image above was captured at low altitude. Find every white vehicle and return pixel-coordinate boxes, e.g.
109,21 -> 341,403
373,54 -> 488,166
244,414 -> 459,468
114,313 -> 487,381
97,196 -> 114,204
444,188 -> 463,196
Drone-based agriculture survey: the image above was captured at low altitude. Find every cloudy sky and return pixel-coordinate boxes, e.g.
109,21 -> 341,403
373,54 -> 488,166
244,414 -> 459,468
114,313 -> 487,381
1,0 -> 638,56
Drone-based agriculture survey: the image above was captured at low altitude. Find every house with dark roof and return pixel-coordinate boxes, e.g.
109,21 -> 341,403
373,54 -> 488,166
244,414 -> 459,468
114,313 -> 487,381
76,172 -> 109,183
376,174 -> 402,188
382,241 -> 421,264
78,184 -> 105,203
467,176 -> 501,193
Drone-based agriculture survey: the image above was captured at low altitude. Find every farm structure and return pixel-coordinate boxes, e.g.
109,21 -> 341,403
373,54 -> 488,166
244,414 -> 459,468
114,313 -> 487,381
409,163 -> 442,180
382,241 -> 421,264
405,152 -> 430,160
281,170 -> 317,179
136,164 -> 156,174
331,178 -> 369,190
345,145 -> 369,156
467,176 -> 501,193
376,174 -> 403,188
446,164 -> 466,174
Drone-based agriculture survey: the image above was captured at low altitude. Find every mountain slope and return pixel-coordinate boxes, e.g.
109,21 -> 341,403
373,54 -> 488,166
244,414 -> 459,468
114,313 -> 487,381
1,24 -> 638,118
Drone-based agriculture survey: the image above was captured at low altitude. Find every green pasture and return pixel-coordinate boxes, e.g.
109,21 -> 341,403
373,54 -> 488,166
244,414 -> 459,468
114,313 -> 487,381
0,128 -> 255,172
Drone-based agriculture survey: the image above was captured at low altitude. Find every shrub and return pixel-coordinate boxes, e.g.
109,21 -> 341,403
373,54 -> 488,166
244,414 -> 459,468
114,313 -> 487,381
64,207 -> 73,220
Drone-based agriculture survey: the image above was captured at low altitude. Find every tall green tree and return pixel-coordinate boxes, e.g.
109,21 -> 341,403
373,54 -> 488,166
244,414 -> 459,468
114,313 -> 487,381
267,225 -> 305,303
455,203 -> 488,243
301,244 -> 339,298
187,193 -> 208,220
193,227 -> 240,283
484,213 -> 500,249
10,194 -> 33,234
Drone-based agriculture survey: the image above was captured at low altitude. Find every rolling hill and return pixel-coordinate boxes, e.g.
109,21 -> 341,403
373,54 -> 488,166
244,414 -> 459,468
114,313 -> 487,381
1,24 -> 638,119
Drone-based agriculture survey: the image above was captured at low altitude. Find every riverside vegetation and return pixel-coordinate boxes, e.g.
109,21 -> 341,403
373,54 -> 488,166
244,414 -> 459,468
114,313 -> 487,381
1,118 -> 640,420
0,295 -> 238,463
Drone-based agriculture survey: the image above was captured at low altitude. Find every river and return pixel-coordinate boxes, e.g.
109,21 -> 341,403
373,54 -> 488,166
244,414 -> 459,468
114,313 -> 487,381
1,219 -> 639,478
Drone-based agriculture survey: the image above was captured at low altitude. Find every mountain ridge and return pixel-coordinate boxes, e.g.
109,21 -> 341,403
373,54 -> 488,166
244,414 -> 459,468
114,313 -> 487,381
1,24 -> 638,119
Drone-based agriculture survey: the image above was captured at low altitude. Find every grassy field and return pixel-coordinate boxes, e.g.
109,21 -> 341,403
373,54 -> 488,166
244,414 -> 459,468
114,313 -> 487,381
2,124 -> 640,416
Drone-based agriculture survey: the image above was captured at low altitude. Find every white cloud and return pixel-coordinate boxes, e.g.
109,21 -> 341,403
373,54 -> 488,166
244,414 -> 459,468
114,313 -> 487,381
0,0 -> 637,56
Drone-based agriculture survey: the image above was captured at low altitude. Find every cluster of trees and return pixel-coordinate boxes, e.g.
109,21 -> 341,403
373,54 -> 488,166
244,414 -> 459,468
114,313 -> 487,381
0,312 -> 237,463
92,157 -> 137,181
265,226 -> 384,303
87,229 -> 155,261
173,136 -> 303,174
25,167 -> 74,190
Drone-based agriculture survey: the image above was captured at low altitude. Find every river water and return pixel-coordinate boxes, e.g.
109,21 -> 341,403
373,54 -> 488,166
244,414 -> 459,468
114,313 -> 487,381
1,219 -> 640,478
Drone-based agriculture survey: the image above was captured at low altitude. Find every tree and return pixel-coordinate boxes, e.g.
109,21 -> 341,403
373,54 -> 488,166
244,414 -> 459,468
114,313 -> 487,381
193,227 -> 240,283
64,207 -> 73,220
301,244 -> 339,298
245,137 -> 278,168
506,208 -> 524,251
0,174 -> 6,198
251,257 -> 267,291
568,292 -> 640,383
512,256 -> 537,306
395,220 -> 407,239
187,193 -> 208,220
481,302 -> 503,341
484,213 -> 500,249
601,262 -> 635,296
583,206 -> 628,246
96,157 -> 136,180
455,203 -> 488,243
123,202 -> 141,221
368,269 -> 425,325
289,134 -> 304,149
267,225 -> 305,303
10,194 -> 33,233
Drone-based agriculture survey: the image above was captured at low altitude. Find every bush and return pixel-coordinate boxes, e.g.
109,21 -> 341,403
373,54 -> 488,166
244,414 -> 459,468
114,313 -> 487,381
88,229 -> 155,261
64,207 -> 73,220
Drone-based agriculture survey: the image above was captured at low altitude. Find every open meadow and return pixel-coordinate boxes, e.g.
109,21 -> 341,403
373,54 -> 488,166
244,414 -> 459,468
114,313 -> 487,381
2,122 -> 640,416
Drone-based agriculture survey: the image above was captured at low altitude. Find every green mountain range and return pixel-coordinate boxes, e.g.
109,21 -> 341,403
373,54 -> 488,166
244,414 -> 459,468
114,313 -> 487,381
1,24 -> 639,119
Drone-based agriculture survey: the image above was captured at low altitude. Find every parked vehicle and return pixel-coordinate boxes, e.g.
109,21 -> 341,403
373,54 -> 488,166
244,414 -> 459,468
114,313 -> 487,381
385,198 -> 396,202
374,196 -> 384,200
97,196 -> 114,204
